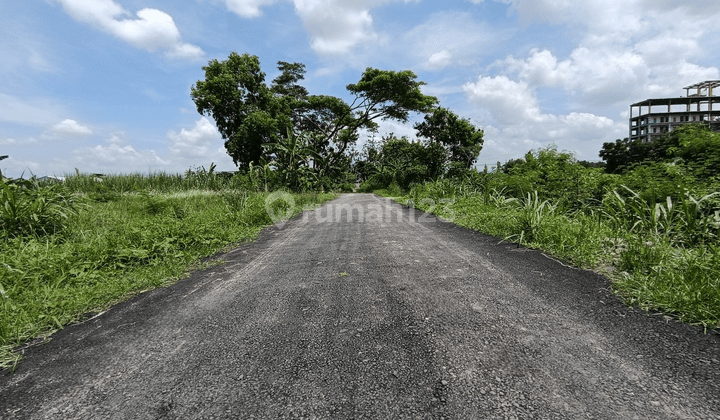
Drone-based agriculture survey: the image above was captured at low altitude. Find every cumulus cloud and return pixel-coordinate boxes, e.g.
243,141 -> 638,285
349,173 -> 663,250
463,75 -> 544,124
220,0 -> 444,57
292,0 -> 379,55
463,75 -> 626,162
11,149 -> 158,178
221,0 -> 278,18
167,117 -> 236,167
54,0 -> 204,59
8,119 -> 236,177
500,47 -> 651,106
107,132 -> 125,145
426,50 -> 453,70
500,0 -> 720,30
168,117 -> 221,158
220,0 -> 383,54
492,0 -> 720,97
73,143 -> 170,173
51,119 -> 93,136
464,0 -> 720,164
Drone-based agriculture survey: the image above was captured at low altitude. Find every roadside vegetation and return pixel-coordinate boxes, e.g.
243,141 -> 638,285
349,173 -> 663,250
4,50 -> 718,369
367,125 -> 720,332
2,52 -> 462,372
0,167 -> 335,371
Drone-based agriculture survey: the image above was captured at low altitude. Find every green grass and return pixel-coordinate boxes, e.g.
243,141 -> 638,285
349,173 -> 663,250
1,175 -> 335,371
380,182 -> 720,331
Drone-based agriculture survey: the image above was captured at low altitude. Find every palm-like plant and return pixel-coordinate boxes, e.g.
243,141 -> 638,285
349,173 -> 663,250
264,129 -> 321,191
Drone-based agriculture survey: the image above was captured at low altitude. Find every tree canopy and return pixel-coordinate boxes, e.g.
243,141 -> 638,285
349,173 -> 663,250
191,53 -> 278,169
414,107 -> 484,170
191,52 -> 485,190
599,124 -> 720,177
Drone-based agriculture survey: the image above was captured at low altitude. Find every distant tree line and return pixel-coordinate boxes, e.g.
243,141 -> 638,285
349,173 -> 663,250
599,124 -> 720,177
191,53 -> 720,195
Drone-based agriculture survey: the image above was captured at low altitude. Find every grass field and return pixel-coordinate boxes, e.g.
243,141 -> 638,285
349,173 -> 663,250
0,172 -> 335,371
377,179 -> 720,333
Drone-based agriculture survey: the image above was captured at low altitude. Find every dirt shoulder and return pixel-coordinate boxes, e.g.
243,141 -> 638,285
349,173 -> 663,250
1,194 -> 719,419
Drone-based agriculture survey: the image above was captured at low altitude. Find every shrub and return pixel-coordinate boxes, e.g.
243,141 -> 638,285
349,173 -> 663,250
0,178 -> 77,238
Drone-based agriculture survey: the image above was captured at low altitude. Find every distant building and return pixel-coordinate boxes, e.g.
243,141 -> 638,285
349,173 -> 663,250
629,80 -> 720,143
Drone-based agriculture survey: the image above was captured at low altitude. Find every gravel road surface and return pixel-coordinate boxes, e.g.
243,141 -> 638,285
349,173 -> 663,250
2,193 -> 719,419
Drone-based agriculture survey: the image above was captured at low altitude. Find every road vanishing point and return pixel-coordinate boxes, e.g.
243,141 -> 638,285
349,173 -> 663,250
2,194 -> 719,419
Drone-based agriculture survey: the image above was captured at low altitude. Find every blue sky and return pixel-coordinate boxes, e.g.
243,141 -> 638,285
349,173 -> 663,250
2,0 -> 719,177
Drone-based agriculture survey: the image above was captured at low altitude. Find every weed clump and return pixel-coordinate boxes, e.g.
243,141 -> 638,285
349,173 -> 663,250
0,177 -> 77,238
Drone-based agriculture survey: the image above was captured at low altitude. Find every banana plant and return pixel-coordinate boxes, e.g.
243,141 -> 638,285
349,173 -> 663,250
264,128 -> 321,191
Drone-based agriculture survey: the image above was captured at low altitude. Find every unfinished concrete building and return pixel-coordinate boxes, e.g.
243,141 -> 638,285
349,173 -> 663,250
629,80 -> 720,143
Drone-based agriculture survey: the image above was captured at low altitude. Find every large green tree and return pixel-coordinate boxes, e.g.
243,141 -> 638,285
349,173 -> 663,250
191,52 -> 281,169
598,138 -> 632,174
297,68 -> 438,174
414,107 -> 484,170
192,53 -> 438,186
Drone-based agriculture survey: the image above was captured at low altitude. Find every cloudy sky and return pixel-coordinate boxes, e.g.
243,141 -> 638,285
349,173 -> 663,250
2,0 -> 719,177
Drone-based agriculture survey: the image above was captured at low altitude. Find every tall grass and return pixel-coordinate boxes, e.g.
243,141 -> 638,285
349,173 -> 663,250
513,191 -> 556,244
58,166 -> 244,195
392,179 -> 720,330
1,172 -> 335,371
1,177 -> 78,238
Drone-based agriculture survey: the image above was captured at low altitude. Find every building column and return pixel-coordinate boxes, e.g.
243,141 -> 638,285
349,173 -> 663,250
710,99 -> 714,127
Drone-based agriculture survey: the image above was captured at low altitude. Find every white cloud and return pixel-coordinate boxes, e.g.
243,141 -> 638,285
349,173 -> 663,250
463,75 -> 544,124
2,142 -> 169,178
634,36 -> 700,67
3,119 -> 237,178
221,0 -> 278,18
51,119 -> 93,136
461,0 -> 720,164
643,62 -> 719,98
496,0 -> 720,52
500,48 -> 650,106
292,0 -> 379,55
54,0 -> 204,59
426,50 -> 452,70
0,157 -> 47,178
220,0 -> 468,59
166,42 -> 205,61
168,117 -> 221,158
107,132 -> 126,145
502,49 -> 573,87
219,0 -> 383,55
0,138 -> 17,146
463,75 -> 626,162
168,117 -> 236,167
74,143 -> 170,172
499,45 -> 717,107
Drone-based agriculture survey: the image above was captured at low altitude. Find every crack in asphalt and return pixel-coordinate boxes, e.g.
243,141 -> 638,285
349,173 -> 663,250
1,194 -> 719,419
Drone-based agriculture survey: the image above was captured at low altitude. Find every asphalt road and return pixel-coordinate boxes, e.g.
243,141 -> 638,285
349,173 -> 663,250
2,193 -> 719,419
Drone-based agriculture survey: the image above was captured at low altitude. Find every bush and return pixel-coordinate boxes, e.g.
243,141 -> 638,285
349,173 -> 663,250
0,178 -> 77,238
337,182 -> 356,193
